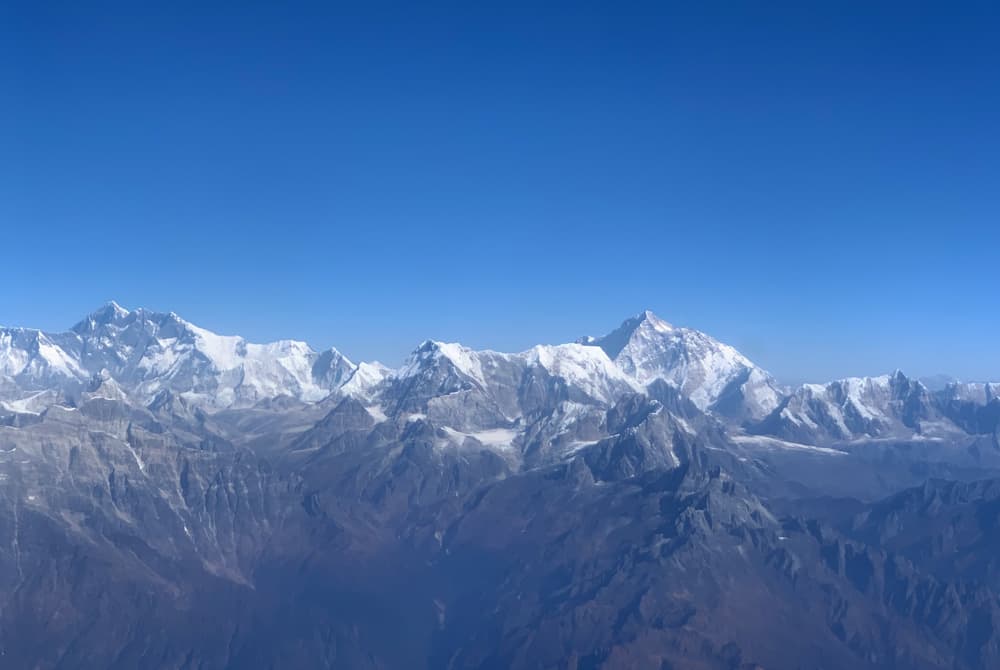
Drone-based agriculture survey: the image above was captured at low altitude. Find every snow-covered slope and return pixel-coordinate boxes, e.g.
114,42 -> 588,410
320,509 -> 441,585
580,310 -> 782,421
750,371 -> 953,443
338,361 -> 393,401
942,381 -> 1000,405
1,302 -> 358,410
0,305 -> 782,424
0,327 -> 87,387
300,341 -> 702,470
391,340 -> 639,405
522,343 -> 641,404
4,303 -> 995,453
378,339 -> 639,429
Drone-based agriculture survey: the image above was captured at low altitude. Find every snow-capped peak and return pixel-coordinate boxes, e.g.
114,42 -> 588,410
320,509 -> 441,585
636,309 -> 674,332
580,310 -> 781,421
339,360 -> 393,400
523,342 -> 642,403
3,303 -> 362,411
72,300 -> 132,334
0,327 -> 87,384
758,369 -> 943,443
107,300 -> 128,315
943,380 -> 1000,405
111,312 -> 355,407
396,340 -> 495,388
580,310 -> 674,359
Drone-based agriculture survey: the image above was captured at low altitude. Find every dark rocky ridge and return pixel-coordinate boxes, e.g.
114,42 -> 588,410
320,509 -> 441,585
1,306 -> 1000,667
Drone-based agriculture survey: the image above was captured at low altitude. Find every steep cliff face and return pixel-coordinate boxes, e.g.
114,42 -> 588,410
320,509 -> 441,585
2,305 -> 1000,668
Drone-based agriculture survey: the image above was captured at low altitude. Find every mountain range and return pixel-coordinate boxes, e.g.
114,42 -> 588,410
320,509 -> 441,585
1,303 -> 999,669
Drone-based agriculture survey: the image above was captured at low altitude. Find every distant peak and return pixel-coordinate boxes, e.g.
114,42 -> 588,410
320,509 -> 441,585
409,339 -> 481,358
414,340 -> 470,362
635,309 -> 673,331
98,300 -> 130,319
397,340 -> 489,386
72,300 -> 131,333
108,299 -> 127,310
398,340 -> 445,370
581,310 -> 675,359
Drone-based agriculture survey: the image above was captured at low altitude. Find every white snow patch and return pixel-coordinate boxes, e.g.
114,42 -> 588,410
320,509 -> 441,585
731,434 -> 848,455
341,361 -> 392,400
365,404 -> 388,422
523,343 -> 641,402
440,426 -> 519,450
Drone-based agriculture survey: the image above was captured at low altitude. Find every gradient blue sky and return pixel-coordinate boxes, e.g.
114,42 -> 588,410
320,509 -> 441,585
3,1 -> 998,383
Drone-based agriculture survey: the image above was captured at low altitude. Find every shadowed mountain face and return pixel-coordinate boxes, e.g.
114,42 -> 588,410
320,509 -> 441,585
1,305 -> 1000,668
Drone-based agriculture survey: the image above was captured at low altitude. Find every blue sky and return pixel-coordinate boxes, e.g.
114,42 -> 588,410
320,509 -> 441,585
3,1 -> 998,382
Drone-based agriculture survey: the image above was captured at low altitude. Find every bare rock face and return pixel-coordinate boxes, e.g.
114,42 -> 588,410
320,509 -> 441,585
1,305 -> 1000,668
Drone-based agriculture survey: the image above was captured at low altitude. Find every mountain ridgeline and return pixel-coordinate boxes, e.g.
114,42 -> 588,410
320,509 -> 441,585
0,303 -> 999,669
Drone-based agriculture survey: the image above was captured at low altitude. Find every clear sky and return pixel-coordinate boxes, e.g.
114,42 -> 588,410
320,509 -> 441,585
3,1 -> 998,383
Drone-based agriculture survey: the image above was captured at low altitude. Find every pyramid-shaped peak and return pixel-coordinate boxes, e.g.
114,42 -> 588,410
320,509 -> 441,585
72,300 -> 132,333
635,310 -> 674,331
97,300 -> 129,317
398,340 -> 487,381
581,310 -> 676,359
103,300 -> 129,316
